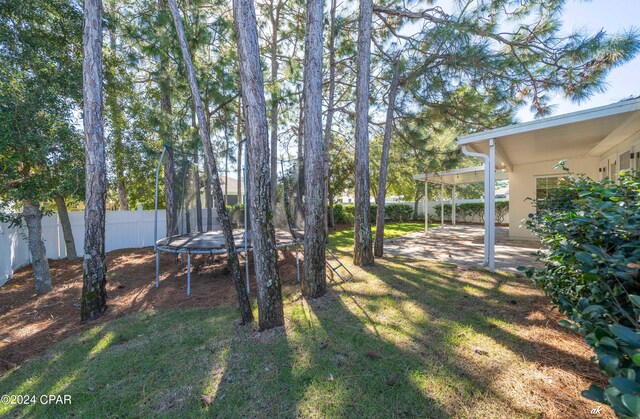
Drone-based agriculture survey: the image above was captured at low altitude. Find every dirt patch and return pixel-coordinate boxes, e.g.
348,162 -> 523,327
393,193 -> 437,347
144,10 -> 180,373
0,246 -> 301,373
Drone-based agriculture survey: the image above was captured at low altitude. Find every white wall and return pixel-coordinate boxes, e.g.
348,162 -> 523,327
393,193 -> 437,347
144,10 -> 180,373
0,207 -> 217,286
508,157 -> 600,240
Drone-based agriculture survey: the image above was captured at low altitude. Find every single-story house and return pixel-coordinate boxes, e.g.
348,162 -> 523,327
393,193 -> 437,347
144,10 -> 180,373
414,97 -> 640,270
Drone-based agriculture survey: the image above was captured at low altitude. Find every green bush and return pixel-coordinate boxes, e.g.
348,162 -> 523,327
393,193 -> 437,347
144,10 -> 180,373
523,168 -> 640,416
385,203 -> 414,221
430,202 -> 508,223
342,204 -> 377,223
331,204 -> 348,225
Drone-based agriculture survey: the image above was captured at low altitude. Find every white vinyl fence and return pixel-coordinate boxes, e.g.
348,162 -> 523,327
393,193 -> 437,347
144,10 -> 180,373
0,206 -> 217,286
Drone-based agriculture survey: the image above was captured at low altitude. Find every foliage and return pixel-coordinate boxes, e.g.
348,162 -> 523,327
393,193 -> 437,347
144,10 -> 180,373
0,0 -> 84,221
385,204 -> 414,221
431,202 -> 509,224
523,169 -> 640,417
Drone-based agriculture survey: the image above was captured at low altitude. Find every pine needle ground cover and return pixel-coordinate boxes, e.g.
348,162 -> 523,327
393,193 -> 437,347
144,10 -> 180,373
0,224 -> 609,417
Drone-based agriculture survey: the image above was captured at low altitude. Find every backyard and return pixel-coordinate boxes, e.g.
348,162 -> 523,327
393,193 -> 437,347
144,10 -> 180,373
0,223 -> 610,418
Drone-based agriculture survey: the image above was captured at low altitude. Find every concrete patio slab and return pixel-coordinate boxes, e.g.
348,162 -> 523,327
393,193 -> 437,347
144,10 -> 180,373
384,225 -> 541,272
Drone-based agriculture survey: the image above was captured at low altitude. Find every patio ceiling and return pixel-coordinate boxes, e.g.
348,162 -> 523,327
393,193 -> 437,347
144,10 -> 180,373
457,98 -> 640,170
412,165 -> 509,185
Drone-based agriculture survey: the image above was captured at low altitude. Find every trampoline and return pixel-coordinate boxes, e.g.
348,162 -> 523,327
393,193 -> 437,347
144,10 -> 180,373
153,142 -> 303,296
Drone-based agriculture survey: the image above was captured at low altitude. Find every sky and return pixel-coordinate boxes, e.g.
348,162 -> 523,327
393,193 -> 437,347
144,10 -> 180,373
516,0 -> 640,122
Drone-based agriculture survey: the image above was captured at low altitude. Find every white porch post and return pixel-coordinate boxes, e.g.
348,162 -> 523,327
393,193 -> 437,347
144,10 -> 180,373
488,139 -> 496,272
452,183 -> 456,226
424,180 -> 428,233
440,179 -> 444,229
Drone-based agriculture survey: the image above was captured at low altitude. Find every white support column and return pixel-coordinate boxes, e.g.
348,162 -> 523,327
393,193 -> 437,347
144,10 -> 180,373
488,139 -> 496,272
424,181 -> 429,233
452,183 -> 456,226
440,180 -> 444,229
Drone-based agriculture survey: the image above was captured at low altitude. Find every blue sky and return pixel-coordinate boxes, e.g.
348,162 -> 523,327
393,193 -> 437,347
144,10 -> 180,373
517,0 -> 640,122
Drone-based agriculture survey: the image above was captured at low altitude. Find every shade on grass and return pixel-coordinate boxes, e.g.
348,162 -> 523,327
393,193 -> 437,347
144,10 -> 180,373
0,223 -> 607,417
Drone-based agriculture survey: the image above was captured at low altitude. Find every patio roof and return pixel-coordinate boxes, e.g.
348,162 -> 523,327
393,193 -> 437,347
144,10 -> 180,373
412,165 -> 509,185
457,97 -> 640,170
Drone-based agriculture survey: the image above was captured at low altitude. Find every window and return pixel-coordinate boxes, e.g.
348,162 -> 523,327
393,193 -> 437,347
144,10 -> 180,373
536,176 -> 567,200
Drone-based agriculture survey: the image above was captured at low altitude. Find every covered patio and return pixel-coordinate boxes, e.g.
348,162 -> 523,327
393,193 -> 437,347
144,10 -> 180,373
384,225 -> 539,272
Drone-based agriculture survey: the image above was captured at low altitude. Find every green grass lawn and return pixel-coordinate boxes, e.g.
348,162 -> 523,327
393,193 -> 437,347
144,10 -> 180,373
0,223 -> 604,418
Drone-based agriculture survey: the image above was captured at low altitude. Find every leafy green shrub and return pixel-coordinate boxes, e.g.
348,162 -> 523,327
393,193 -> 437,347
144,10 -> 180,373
385,203 -> 413,221
332,204 -> 348,225
342,204 -> 376,223
523,168 -> 640,417
432,203 -> 452,221
431,202 -> 509,223
495,201 -> 509,223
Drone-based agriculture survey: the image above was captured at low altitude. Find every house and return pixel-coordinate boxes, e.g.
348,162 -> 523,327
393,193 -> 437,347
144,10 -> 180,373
414,97 -> 640,270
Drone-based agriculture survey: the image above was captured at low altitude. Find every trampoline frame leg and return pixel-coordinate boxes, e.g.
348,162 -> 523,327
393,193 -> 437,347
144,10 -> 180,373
155,250 -> 160,288
187,252 -> 191,297
295,243 -> 300,283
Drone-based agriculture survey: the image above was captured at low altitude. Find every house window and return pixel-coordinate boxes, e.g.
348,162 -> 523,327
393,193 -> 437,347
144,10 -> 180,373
536,176 -> 567,200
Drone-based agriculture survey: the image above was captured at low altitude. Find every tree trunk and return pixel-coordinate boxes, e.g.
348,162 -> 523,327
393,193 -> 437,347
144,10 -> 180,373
54,195 -> 78,260
302,0 -> 326,298
269,4 -> 280,213
224,135 -> 229,205
205,160 -> 213,230
109,22 -> 129,211
163,146 -> 176,236
374,65 -> 400,257
323,0 -> 337,240
353,0 -> 374,266
81,0 -> 108,320
232,0 -> 284,330
22,200 -> 52,295
236,95 -> 243,205
194,152 -> 203,232
328,193 -> 335,227
295,91 -> 304,223
158,0 -> 176,238
168,0 -> 253,324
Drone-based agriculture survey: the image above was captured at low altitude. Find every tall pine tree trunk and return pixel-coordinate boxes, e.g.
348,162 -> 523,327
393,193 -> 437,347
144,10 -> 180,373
302,0 -> 326,298
22,200 -> 52,295
194,152 -> 203,232
54,195 -> 78,260
233,0 -> 284,330
168,0 -> 253,324
268,3 -> 281,213
323,0 -> 337,238
205,160 -> 213,230
353,0 -> 374,266
236,95 -> 243,206
81,0 -> 108,320
295,91 -> 304,223
374,65 -> 400,257
107,17 -> 128,210
158,0 -> 176,237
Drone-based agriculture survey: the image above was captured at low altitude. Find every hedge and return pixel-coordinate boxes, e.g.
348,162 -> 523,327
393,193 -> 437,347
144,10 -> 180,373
432,201 -> 509,223
332,203 -> 414,225
522,167 -> 640,416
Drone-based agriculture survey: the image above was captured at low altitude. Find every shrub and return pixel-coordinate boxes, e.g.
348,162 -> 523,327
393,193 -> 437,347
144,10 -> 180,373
332,204 -> 348,225
495,201 -> 509,223
523,168 -> 640,416
342,204 -> 376,223
385,203 -> 413,221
